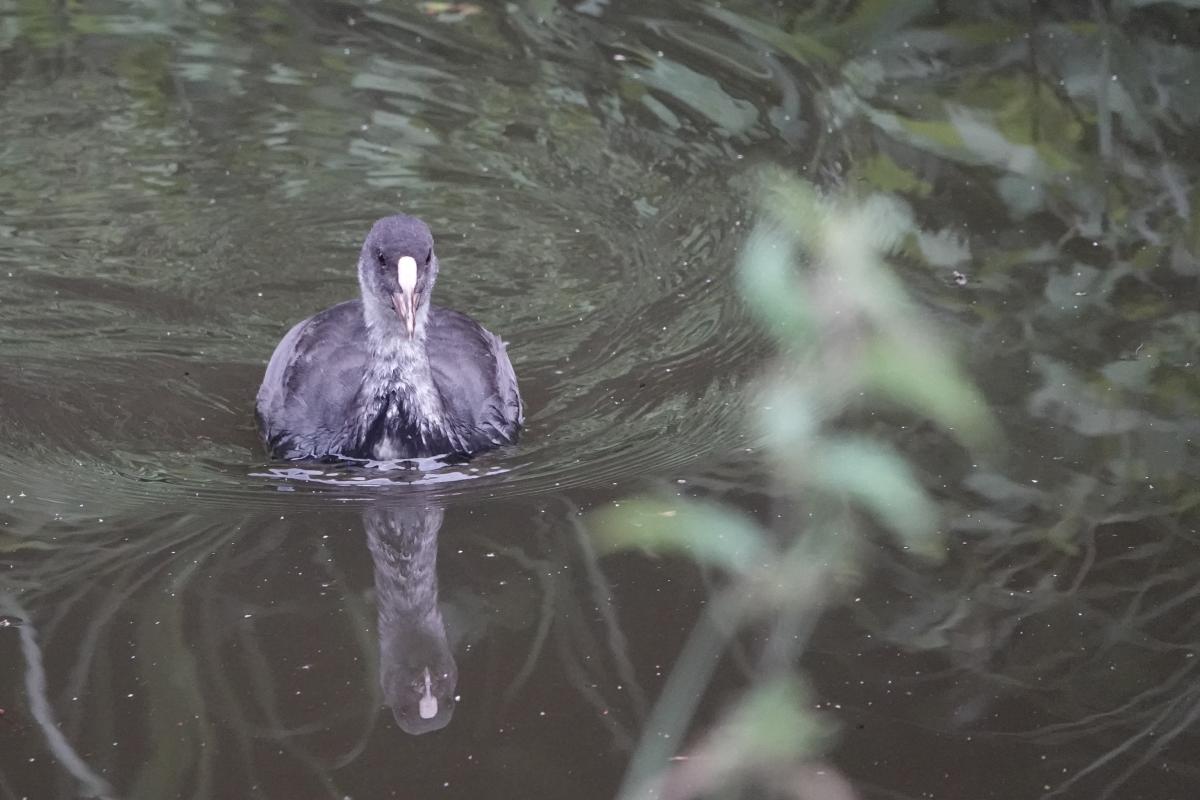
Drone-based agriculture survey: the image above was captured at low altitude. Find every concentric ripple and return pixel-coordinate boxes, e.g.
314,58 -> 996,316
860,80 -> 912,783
0,0 -> 817,515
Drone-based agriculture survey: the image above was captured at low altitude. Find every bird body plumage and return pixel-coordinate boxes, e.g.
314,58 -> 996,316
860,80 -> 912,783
255,215 -> 523,461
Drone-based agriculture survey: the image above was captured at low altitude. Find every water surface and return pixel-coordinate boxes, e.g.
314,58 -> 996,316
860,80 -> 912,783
2,2 -> 1199,799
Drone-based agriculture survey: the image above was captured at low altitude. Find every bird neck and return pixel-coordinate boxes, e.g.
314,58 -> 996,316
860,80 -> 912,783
361,298 -> 444,425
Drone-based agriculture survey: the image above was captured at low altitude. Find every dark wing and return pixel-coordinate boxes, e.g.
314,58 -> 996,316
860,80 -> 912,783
426,305 -> 523,453
255,300 -> 368,458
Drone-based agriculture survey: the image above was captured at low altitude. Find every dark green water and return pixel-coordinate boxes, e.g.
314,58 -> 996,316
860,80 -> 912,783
2,1 -> 1199,798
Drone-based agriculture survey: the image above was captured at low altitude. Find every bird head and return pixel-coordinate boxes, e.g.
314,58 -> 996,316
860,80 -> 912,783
357,214 -> 439,339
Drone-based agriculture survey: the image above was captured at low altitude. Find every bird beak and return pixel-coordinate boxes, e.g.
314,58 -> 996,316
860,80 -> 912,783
419,667 -> 438,720
391,291 -> 417,336
393,255 -> 419,337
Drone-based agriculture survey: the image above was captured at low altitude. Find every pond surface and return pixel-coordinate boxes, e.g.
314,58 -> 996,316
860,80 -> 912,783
2,1 -> 1199,799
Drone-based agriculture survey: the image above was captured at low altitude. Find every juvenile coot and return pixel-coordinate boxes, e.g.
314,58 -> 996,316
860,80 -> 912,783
256,214 -> 523,460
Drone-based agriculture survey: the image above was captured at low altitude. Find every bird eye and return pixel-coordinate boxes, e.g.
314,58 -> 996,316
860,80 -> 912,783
424,248 -> 432,265
376,249 -> 387,267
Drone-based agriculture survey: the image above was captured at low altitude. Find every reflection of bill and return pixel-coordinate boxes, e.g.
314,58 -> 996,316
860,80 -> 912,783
364,502 -> 457,735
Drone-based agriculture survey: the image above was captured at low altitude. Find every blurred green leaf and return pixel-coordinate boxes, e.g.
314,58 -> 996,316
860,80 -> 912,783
719,676 -> 829,758
864,338 -> 997,447
838,192 -> 918,259
591,498 -> 769,574
936,21 -> 1025,45
759,174 -> 826,245
813,437 -> 942,559
703,7 -> 840,66
754,379 -> 819,452
958,75 -> 1084,169
737,227 -> 813,342
857,153 -> 933,198
641,677 -> 835,800
896,114 -> 968,151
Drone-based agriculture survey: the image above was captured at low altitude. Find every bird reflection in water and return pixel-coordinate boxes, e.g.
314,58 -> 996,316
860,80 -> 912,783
364,501 -> 457,734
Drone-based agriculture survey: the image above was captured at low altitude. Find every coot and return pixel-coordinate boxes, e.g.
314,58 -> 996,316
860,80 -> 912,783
256,214 -> 523,460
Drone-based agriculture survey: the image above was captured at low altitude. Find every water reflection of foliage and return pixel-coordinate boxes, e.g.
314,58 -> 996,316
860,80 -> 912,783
475,496 -> 651,750
0,498 -> 658,797
2,513 -> 381,798
808,2 -> 1200,793
858,493 -> 1200,797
